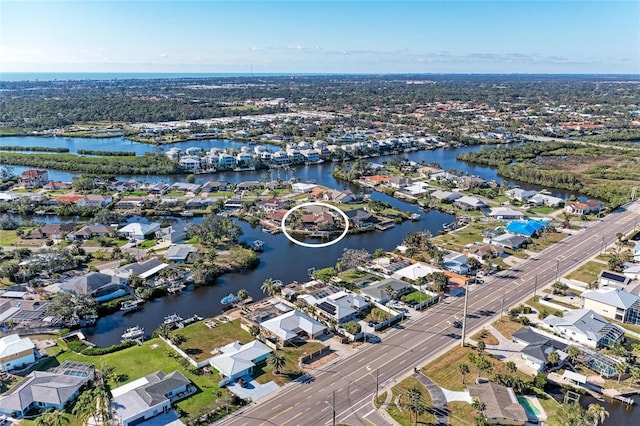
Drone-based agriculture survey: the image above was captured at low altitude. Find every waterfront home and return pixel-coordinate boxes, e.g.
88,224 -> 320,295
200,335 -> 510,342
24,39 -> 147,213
256,197 -> 286,212
117,222 -> 160,241
528,192 -> 565,208
505,219 -> 549,238
0,361 -> 94,417
598,270 -> 633,288
456,175 -> 488,190
143,182 -> 170,195
542,308 -> 624,349
43,181 -> 72,191
0,334 -> 36,372
485,233 -> 528,250
260,310 -> 327,346
210,340 -> 271,385
165,244 -> 197,263
115,258 -> 170,283
453,195 -> 487,211
59,272 -> 127,302
363,175 -> 390,186
321,189 -> 356,204
271,151 -> 290,166
581,287 -> 640,324
114,196 -> 146,209
201,180 -> 230,193
504,188 -> 538,202
29,222 -> 78,240
429,170 -> 458,182
464,243 -> 504,261
172,182 -> 201,193
345,209 -> 377,228
467,383 -> 527,425
442,252 -> 471,275
179,156 -> 201,170
487,207 -> 526,221
301,210 -> 336,229
387,176 -> 412,189
512,327 -> 568,372
19,169 -> 49,188
314,291 -> 369,324
0,297 -> 50,327
399,181 -> 431,197
291,182 -> 318,193
565,200 -> 604,215
430,190 -> 462,203
236,181 -> 263,191
111,370 -> 192,426
159,222 -> 189,244
67,224 -> 112,241
224,199 -> 243,209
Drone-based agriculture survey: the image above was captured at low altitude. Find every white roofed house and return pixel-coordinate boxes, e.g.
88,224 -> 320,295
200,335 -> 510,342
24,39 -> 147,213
209,340 -> 272,385
260,310 -> 327,346
115,258 -> 170,283
117,222 -> 161,241
504,188 -> 538,202
315,291 -> 369,324
0,334 -> 36,372
488,207 -> 526,221
453,195 -> 487,211
59,272 -> 127,303
542,308 -> 625,349
582,287 -> 640,324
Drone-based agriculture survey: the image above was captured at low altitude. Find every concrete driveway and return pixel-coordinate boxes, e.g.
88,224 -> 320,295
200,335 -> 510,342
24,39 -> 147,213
226,376 -> 279,401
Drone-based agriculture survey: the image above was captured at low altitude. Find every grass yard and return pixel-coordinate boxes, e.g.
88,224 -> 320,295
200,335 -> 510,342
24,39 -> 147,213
470,329 -> 499,345
529,232 -> 568,252
423,345 -> 530,392
122,190 -> 149,196
44,337 -> 231,418
386,376 -> 435,426
165,190 -> 186,197
432,222 -> 502,250
448,401 -> 476,426
171,319 -> 252,362
401,290 -> 430,304
491,319 -> 525,340
253,341 -> 324,386
528,206 -> 560,215
207,191 -> 234,198
0,230 -> 19,246
566,260 -> 606,284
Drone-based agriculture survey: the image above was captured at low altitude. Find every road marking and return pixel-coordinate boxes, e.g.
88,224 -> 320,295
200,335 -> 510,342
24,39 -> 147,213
279,412 -> 303,426
362,409 -> 376,418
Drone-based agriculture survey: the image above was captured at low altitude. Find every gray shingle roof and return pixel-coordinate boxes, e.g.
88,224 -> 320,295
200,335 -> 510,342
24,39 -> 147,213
582,288 -> 638,310
0,371 -> 88,412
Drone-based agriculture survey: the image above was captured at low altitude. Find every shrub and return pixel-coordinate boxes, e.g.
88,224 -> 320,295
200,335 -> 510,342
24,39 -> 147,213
81,340 -> 136,356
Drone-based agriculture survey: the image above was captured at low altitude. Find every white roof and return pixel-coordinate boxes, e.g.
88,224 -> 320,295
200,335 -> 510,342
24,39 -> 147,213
260,310 -> 326,341
0,334 -> 35,358
563,370 -> 587,384
582,288 -> 638,310
111,376 -> 149,398
489,207 -> 525,217
118,222 -> 160,236
392,263 -> 441,281
210,340 -> 271,377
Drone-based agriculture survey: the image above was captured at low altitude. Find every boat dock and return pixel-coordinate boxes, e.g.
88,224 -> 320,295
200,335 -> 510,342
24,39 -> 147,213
603,388 -> 636,406
167,283 -> 186,294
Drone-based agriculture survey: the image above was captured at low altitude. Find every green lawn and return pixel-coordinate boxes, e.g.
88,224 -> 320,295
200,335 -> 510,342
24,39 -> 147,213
0,230 -> 19,246
165,190 -> 186,197
386,376 -> 435,426
253,341 -> 324,386
432,222 -> 502,250
122,190 -> 149,196
207,191 -> 234,198
528,232 -> 568,252
401,290 -> 429,304
44,337 -> 231,419
566,260 -> 606,284
448,401 -> 476,426
492,319 -> 526,340
171,319 -> 252,362
528,206 -> 560,215
138,239 -> 157,249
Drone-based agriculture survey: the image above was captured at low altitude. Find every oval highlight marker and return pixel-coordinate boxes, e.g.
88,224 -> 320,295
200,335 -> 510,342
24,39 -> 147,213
281,202 -> 350,248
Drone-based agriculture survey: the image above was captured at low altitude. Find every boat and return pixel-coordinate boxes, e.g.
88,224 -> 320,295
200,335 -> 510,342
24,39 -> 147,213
409,213 -> 421,221
121,326 -> 144,341
120,299 -> 143,313
220,293 -> 239,305
251,240 -> 265,251
163,313 -> 183,325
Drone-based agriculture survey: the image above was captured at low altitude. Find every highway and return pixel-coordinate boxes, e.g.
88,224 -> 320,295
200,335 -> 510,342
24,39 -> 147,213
222,201 -> 640,426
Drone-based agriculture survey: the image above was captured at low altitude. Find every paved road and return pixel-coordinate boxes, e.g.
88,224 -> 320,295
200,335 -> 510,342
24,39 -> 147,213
222,201 -> 640,426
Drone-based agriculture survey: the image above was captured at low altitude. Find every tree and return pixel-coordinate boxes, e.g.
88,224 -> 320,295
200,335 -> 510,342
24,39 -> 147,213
475,356 -> 492,378
615,361 -> 628,384
533,373 -> 547,390
34,410 -> 66,426
458,363 -> 470,384
73,389 -> 96,425
547,350 -> 560,368
249,325 -> 261,339
267,352 -> 286,374
506,361 -> 517,375
476,341 -> 486,354
189,214 -> 242,246
92,386 -> 111,425
471,398 -> 486,413
567,346 -> 581,365
630,365 -> 640,385
384,284 -> 397,300
237,288 -> 249,301
372,248 -> 385,259
128,273 -> 146,289
587,403 -> 609,426
426,272 -> 448,292
405,387 -> 428,425
312,267 -> 338,283
261,278 -> 279,296
153,323 -> 172,338
337,248 -> 371,272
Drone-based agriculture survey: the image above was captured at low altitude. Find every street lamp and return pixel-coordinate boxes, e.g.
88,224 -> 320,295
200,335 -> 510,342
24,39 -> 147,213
460,281 -> 470,347
325,391 -> 336,426
555,259 -> 560,282
533,274 -> 538,300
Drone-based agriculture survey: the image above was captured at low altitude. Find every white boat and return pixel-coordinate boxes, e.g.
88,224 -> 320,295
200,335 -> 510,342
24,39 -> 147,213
120,299 -> 143,313
251,240 -> 265,251
121,326 -> 144,341
163,313 -> 183,325
409,213 -> 421,221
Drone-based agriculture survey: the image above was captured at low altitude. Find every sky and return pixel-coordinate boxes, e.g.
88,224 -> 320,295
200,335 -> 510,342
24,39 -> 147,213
0,0 -> 639,74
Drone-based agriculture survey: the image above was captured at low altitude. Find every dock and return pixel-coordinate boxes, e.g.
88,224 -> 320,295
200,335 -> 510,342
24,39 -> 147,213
603,388 -> 636,405
167,283 -> 186,294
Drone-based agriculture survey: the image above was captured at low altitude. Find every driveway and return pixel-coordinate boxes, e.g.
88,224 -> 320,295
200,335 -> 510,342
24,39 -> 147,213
226,376 -> 279,401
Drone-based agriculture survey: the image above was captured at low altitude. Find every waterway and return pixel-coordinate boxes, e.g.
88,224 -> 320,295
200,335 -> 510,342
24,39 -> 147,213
547,384 -> 637,425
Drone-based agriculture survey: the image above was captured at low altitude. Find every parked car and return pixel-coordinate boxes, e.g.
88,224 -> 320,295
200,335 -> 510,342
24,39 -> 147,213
237,377 -> 248,388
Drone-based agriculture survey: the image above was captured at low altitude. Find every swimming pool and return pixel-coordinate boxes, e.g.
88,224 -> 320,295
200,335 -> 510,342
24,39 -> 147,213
518,396 -> 541,416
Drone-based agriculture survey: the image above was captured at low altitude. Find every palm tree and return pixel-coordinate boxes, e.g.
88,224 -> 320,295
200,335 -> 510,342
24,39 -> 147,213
471,398 -> 486,413
237,288 -> 249,301
458,363 -> 470,384
476,341 -> 486,353
547,350 -> 560,368
72,389 -> 96,425
261,278 -> 278,296
92,387 -> 111,425
615,361 -> 628,384
405,387 -> 427,425
506,361 -> 517,375
267,351 -> 286,375
153,323 -> 172,338
587,403 -> 609,426
630,365 -> 640,385
567,346 -> 581,365
249,325 -> 261,339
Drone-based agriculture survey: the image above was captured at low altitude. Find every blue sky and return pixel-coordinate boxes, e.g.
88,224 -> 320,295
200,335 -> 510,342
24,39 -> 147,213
1,1 -> 638,73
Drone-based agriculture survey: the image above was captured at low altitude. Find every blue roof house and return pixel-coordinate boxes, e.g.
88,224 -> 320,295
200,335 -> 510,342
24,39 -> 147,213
505,219 -> 549,237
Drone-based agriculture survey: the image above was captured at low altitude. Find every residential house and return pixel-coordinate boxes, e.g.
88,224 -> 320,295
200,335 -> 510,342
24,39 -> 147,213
210,341 -> 272,385
301,210 -> 336,229
59,272 -> 127,302
235,181 -> 262,192
633,242 -> 640,262
504,188 -> 538,202
43,181 -> 72,191
321,189 -> 355,204
364,175 -> 390,186
486,233 -> 528,250
512,327 -> 568,372
430,190 -> 461,203
0,298 -> 50,327
165,244 -> 197,263
19,170 -> 49,188
0,334 -> 36,372
488,207 -> 526,221
345,209 -> 377,228
464,243 -> 504,261
315,291 -> 369,324
582,288 -> 640,323
392,263 -> 442,283
442,252 -> 470,275
387,176 -> 412,188
56,195 -> 86,205
112,370 -> 192,426
399,182 -> 431,197
260,310 -> 327,346
467,383 -> 527,425
159,222 -> 189,244
543,308 -> 625,349
256,198 -> 286,212
114,197 -> 146,209
456,176 -> 487,190
429,171 -> 458,182
505,219 -> 549,238
598,270 -> 633,288
223,199 -> 243,209
565,200 -> 604,216
29,223 -> 77,240
117,222 -> 160,241
291,183 -> 318,193
453,195 -> 487,211
201,180 -> 230,193
67,224 -> 111,241
361,278 -> 412,303
0,361 -> 93,417
528,192 -> 565,207
115,258 -> 170,283
79,195 -> 112,207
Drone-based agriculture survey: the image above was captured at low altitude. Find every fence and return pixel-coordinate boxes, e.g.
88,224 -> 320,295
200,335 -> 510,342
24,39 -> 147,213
300,345 -> 331,364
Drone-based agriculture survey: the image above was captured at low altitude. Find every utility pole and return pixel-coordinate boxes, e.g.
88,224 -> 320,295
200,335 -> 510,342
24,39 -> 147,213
500,295 -> 505,322
332,390 -> 336,426
375,369 -> 379,402
555,259 -> 560,282
533,274 -> 538,300
460,282 -> 470,347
